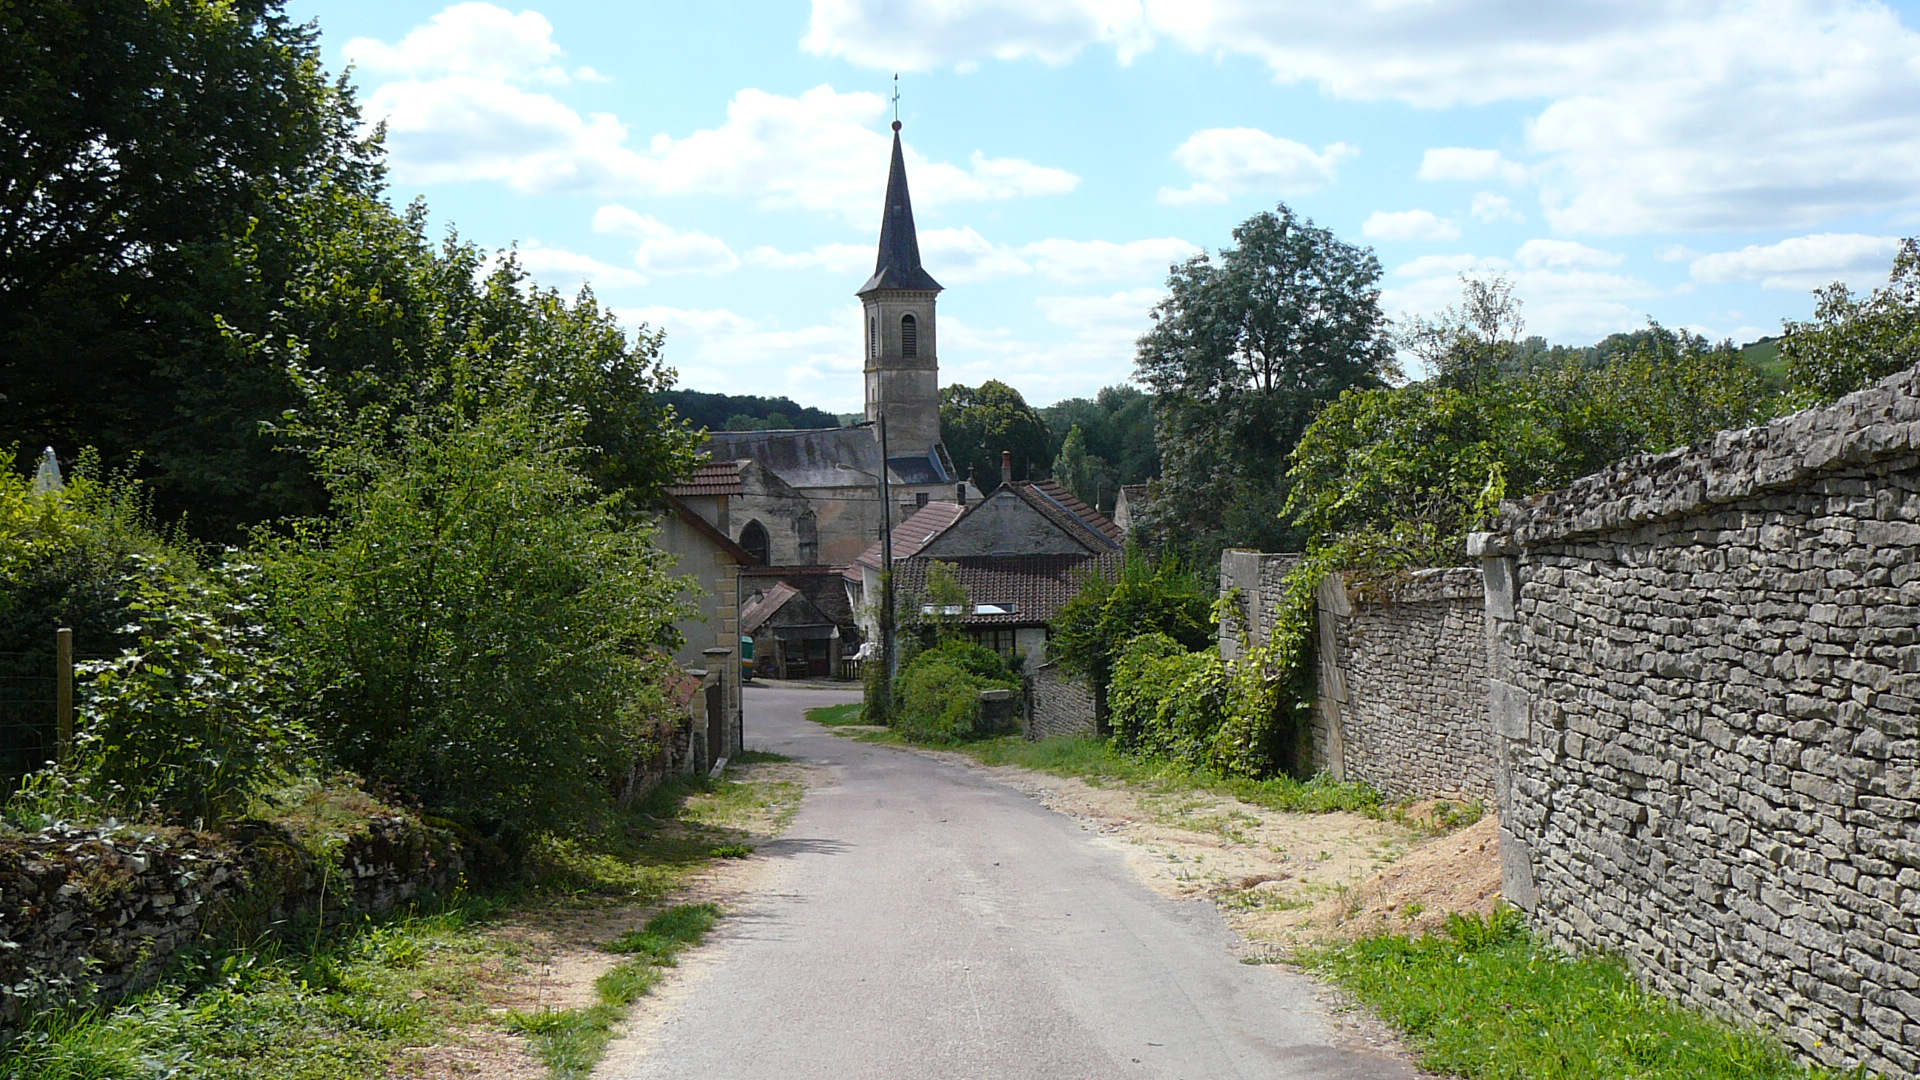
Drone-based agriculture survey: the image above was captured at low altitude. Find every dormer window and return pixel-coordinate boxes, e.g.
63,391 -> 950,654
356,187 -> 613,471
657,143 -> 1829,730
901,313 -> 918,357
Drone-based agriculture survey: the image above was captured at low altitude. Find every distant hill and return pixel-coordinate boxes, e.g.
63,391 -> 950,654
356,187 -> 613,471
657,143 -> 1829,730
1739,335 -> 1786,389
658,390 -> 841,433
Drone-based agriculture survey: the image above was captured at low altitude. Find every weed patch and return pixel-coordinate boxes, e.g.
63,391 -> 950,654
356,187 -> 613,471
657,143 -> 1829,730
1301,909 -> 1857,1080
804,703 -> 865,726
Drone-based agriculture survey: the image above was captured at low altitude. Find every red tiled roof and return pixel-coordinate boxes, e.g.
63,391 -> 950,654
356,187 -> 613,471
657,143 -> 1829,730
892,552 -> 1121,627
846,500 -> 967,579
663,669 -> 703,708
1017,480 -> 1123,550
667,459 -> 747,497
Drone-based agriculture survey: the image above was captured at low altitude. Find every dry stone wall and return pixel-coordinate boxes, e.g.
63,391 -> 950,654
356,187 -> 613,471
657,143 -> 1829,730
1316,569 -> 1495,801
1025,662 -> 1096,739
1218,550 -> 1301,661
0,814 -> 461,1032
1479,365 -> 1920,1080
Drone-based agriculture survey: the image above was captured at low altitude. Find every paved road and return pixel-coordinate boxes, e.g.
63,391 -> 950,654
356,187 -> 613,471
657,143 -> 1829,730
615,685 -> 1417,1080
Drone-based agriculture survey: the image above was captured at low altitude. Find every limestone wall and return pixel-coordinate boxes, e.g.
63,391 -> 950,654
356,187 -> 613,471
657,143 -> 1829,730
1025,662 -> 1096,739
0,814 -> 461,1032
1217,550 -> 1300,661
1316,569 -> 1494,800
1480,365 -> 1920,1080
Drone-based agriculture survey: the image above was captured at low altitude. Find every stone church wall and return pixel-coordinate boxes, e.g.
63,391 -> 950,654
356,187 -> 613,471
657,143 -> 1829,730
1479,365 -> 1920,1080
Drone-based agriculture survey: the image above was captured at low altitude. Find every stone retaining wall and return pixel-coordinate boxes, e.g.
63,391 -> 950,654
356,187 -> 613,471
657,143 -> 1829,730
1315,569 -> 1494,800
0,813 -> 461,1032
1479,365 -> 1920,1080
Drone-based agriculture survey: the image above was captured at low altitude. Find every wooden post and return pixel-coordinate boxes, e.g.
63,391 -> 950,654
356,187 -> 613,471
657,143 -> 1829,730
56,627 -> 73,766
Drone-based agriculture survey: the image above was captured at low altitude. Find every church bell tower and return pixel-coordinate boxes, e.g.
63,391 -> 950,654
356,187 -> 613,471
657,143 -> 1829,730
858,120 -> 942,456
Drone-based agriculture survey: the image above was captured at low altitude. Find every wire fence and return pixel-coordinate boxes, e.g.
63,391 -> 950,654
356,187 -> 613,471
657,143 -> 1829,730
0,640 -> 114,795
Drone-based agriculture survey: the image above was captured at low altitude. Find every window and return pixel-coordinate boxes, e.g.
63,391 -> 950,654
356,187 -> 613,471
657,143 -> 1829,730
915,492 -> 930,508
797,510 -> 818,565
739,520 -> 770,564
973,628 -> 1017,659
868,316 -> 877,359
901,313 -> 917,357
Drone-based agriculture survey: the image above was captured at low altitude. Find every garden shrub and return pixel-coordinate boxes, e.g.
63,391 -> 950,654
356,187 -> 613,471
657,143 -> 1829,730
893,641 -> 1019,744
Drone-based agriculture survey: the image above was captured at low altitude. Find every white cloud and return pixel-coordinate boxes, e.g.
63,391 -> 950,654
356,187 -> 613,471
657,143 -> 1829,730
805,0 -> 1920,233
1418,148 -> 1528,185
510,241 -> 647,291
1470,192 -> 1523,223
343,3 -> 580,84
1363,210 -> 1461,242
1159,128 -> 1355,204
802,0 -> 1154,70
1019,237 -> 1199,284
1689,233 -> 1904,290
1655,244 -> 1697,263
744,243 -> 874,275
1392,253 -> 1509,279
591,206 -> 740,275
361,54 -> 1077,220
620,304 -> 865,409
1383,256 -> 1662,342
1514,239 -> 1625,269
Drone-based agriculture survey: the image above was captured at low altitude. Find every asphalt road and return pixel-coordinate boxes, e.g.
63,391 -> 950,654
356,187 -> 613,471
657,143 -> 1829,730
613,684 -> 1417,1080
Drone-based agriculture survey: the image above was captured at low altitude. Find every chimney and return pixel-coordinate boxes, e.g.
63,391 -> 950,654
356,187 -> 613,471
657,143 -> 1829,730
955,483 -> 967,507
1001,450 -> 1013,487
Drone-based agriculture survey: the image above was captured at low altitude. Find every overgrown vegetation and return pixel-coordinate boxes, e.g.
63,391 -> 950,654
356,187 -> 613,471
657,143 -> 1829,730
805,703 -> 866,726
892,639 -> 1021,744
1303,909 -> 1855,1080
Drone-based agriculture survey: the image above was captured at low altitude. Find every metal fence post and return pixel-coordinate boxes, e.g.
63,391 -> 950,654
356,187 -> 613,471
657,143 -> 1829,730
56,627 -> 73,766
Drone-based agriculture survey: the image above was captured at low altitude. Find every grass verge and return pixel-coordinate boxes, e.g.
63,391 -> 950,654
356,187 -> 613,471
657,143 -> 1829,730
804,702 -> 867,726
508,903 -> 722,1079
931,733 -> 1384,816
1300,908 -> 1862,1080
7,762 -> 796,1080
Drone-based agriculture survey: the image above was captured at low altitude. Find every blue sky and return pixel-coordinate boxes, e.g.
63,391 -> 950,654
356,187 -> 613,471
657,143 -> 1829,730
286,0 -> 1920,411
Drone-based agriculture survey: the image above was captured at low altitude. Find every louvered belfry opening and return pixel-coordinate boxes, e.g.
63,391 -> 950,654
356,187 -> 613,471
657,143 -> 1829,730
901,313 -> 918,357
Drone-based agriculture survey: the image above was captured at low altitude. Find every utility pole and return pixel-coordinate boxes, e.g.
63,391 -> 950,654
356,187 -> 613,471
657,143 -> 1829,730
876,415 -> 897,715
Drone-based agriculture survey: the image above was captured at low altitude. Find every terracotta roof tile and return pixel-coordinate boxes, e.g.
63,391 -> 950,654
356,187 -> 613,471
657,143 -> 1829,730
666,459 -> 747,497
1018,480 -> 1123,550
893,552 -> 1121,627
848,500 -> 967,576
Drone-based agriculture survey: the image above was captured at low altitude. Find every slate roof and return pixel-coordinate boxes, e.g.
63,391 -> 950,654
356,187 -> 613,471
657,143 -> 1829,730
666,459 -> 747,497
845,500 -> 968,581
1016,480 -> 1124,550
858,125 -> 943,296
893,552 -> 1121,627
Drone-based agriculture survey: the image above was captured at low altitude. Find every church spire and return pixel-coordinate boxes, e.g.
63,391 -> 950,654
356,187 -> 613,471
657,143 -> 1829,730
859,120 -> 943,295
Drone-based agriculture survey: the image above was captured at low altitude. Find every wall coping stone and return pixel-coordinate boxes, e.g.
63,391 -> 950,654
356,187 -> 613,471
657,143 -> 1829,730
1490,363 -> 1920,549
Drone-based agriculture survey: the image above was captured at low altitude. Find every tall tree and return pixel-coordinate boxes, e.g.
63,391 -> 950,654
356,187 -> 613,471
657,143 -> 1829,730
1135,204 -> 1395,561
939,380 -> 1051,488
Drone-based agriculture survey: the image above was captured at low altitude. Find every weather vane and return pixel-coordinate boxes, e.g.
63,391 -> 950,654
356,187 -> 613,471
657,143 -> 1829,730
891,73 -> 900,126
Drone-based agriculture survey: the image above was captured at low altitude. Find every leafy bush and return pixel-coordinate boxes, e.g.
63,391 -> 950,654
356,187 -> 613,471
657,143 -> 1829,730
25,560 -> 309,824
260,362 -> 694,837
893,641 -> 1019,744
1050,550 -> 1212,695
1108,629 -> 1301,778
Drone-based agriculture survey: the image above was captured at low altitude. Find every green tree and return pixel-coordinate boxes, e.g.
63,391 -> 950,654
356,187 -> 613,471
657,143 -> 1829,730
261,357 -> 696,836
1043,385 -> 1159,506
940,380 -> 1052,488
1398,274 -> 1527,392
1049,552 -> 1212,698
1779,238 -> 1920,402
1050,426 -> 1103,508
1135,204 -> 1395,562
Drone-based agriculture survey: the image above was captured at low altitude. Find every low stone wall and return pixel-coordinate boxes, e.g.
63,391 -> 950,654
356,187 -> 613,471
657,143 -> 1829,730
1479,365 -> 1920,1080
1025,662 -> 1096,739
0,813 -> 462,1032
1314,569 -> 1494,800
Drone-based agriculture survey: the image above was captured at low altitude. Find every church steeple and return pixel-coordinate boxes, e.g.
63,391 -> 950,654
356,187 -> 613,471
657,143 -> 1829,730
859,119 -> 942,458
859,122 -> 942,295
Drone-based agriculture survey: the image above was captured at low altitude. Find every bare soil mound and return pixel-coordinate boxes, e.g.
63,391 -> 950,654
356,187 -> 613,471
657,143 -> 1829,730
1300,815 -> 1502,941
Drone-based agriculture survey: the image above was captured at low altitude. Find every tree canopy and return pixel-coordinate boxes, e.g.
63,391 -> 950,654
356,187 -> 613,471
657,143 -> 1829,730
1135,204 -> 1395,562
1779,238 -> 1920,403
939,380 -> 1051,488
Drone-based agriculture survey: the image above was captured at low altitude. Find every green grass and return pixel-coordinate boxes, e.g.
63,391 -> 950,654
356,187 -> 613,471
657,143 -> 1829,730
947,734 -> 1384,815
8,764 -> 792,1080
1301,908 -> 1863,1080
805,702 -> 867,726
509,902 -> 723,1079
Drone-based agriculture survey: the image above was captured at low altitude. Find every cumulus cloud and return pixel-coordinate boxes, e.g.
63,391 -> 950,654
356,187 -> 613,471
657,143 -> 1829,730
744,243 -> 874,275
353,12 -> 1079,222
1514,239 -> 1625,269
510,241 -> 648,291
746,233 -> 1197,286
592,206 -> 740,275
1159,128 -> 1355,204
1470,192 -> 1523,223
1418,147 -> 1528,185
1689,233 -> 1904,290
620,304 -> 865,409
1363,210 -> 1461,242
1383,254 -> 1662,342
342,2 -> 584,83
1019,237 -> 1199,284
804,0 -> 1920,233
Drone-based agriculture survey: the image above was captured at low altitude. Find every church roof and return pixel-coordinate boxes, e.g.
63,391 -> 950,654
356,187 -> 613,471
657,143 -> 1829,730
666,459 -> 747,497
858,124 -> 943,296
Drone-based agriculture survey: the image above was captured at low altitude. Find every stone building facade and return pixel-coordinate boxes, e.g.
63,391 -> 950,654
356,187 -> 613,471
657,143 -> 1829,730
1478,365 -> 1920,1080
